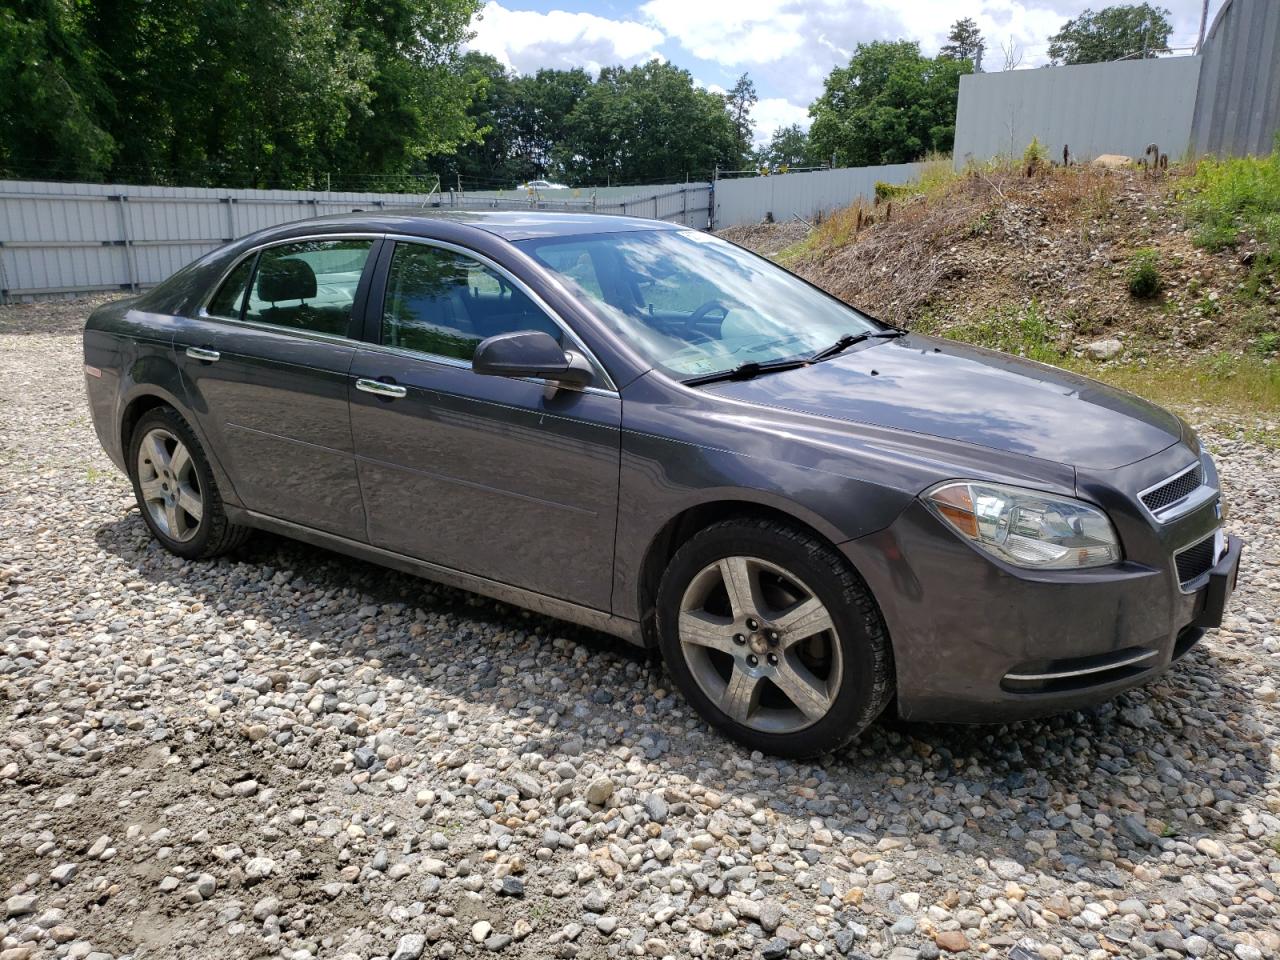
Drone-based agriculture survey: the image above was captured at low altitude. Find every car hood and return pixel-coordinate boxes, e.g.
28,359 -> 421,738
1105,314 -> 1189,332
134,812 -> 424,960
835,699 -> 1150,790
705,335 -> 1183,470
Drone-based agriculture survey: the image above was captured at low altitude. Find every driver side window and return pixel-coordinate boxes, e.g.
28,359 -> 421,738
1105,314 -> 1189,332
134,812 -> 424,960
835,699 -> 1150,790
382,243 -> 563,361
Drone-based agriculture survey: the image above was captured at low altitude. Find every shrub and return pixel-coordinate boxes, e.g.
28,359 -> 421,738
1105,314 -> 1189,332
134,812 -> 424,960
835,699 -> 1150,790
1183,139 -> 1280,296
1022,137 -> 1049,177
1126,248 -> 1161,299
875,180 -> 910,203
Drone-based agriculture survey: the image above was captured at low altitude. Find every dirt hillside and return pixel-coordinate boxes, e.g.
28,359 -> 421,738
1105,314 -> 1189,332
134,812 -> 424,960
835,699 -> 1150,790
720,164 -> 1277,362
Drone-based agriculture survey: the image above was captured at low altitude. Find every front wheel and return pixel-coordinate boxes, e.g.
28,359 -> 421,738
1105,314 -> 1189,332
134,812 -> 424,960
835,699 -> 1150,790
127,406 -> 250,560
656,518 -> 894,758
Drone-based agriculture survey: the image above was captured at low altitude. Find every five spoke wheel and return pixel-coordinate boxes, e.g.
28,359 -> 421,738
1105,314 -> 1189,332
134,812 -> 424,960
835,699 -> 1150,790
135,427 -> 203,542
677,555 -> 841,734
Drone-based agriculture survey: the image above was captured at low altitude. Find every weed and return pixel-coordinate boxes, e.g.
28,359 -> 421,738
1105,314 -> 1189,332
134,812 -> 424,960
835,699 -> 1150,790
1126,248 -> 1161,299
1182,139 -> 1280,297
927,302 -> 1062,363
1256,331 -> 1280,356
1022,137 -> 1049,177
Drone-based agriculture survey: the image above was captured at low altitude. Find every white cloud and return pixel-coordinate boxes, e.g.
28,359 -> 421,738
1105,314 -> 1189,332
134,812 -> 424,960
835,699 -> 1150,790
640,0 -> 808,65
751,98 -> 810,145
468,2 -> 665,75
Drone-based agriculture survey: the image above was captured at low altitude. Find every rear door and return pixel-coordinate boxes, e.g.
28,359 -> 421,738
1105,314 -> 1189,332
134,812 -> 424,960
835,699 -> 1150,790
348,238 -> 622,611
173,236 -> 381,541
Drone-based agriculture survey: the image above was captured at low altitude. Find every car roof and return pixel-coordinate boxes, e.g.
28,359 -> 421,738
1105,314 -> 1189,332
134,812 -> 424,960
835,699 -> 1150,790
252,210 -> 684,243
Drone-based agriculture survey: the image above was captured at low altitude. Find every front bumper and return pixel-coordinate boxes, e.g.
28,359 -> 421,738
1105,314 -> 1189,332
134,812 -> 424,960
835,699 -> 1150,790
841,491 -> 1243,724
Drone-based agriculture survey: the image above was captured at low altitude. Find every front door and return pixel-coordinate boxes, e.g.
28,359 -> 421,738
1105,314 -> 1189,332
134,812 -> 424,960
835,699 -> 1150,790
174,237 -> 380,541
348,239 -> 621,611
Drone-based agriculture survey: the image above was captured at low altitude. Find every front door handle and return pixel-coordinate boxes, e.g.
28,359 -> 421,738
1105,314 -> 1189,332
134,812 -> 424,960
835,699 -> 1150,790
185,346 -> 220,362
355,378 -> 407,399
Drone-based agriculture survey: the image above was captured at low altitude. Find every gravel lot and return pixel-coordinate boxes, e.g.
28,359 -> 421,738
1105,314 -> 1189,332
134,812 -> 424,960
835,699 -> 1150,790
2,305 -> 1278,960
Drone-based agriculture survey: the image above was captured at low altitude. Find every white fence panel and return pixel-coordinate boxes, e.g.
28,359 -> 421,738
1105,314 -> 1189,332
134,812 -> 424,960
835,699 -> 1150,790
952,57 -> 1203,165
0,178 -> 713,301
712,163 -> 923,229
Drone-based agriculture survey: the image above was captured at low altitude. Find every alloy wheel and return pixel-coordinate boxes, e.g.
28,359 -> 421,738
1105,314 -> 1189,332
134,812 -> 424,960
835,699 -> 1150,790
136,427 -> 203,543
677,555 -> 842,733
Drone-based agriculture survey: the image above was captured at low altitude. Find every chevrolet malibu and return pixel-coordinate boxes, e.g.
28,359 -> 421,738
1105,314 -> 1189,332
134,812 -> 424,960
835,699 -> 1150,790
83,212 -> 1243,757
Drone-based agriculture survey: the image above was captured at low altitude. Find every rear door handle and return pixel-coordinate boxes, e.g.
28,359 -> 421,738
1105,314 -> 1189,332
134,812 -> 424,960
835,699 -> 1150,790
185,346 -> 220,362
355,378 -> 407,399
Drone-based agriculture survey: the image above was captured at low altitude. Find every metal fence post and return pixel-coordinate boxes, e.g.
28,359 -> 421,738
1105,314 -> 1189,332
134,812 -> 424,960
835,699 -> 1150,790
114,194 -> 139,292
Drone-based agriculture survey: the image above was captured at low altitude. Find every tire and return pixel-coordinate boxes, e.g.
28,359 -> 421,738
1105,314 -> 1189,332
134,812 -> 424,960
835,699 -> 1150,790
127,406 -> 251,560
656,517 -> 893,758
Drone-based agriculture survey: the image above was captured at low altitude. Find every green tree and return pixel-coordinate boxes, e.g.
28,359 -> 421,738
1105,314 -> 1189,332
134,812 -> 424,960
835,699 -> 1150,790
0,0 -> 116,180
808,41 -> 967,167
557,60 -> 738,184
1047,4 -> 1173,64
726,73 -> 758,165
2,0 -> 482,188
755,124 -> 819,170
940,17 -> 984,66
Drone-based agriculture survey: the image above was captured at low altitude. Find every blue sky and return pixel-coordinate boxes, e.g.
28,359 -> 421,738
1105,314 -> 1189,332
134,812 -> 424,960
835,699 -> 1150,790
467,0 -> 1225,144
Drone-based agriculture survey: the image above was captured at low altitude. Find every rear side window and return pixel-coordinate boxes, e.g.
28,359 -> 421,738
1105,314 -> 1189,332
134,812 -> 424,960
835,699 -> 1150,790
381,243 -> 562,361
244,239 -> 374,336
207,256 -> 254,320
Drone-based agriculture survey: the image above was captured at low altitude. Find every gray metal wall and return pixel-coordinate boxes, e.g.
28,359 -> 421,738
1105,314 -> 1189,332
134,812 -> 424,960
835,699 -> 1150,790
712,163 -> 922,229
0,179 -> 709,301
1190,0 -> 1280,157
952,57 -> 1203,165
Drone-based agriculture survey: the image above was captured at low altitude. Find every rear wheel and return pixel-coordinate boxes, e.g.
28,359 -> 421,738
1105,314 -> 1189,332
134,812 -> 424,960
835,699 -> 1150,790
656,518 -> 893,758
127,407 -> 250,559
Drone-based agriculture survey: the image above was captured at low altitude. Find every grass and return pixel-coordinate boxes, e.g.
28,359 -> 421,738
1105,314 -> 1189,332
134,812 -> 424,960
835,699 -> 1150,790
914,303 -> 1280,416
1183,139 -> 1280,298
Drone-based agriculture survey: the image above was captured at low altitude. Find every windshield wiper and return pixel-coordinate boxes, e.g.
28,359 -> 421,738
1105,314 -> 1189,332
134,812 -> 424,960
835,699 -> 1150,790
809,328 -> 905,363
682,357 -> 810,387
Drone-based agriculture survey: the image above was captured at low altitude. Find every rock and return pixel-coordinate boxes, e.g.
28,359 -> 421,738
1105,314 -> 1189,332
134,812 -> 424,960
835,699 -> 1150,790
499,876 -> 524,897
1086,337 -> 1124,360
391,934 -> 426,960
935,931 -> 969,952
471,921 -> 493,943
761,937 -> 790,959
585,776 -> 615,805
644,790 -> 668,823
50,864 -> 78,886
5,895 -> 36,918
759,901 -> 783,933
244,856 -> 274,880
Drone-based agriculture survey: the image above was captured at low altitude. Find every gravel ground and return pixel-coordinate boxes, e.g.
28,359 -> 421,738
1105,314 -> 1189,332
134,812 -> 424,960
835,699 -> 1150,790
1,311 -> 1279,960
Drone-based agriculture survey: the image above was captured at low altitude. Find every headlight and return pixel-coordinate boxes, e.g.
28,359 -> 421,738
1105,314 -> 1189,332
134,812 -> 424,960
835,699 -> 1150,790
924,480 -> 1121,569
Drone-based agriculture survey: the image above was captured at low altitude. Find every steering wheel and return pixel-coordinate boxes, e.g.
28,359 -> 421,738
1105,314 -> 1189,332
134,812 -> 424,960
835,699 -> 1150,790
688,300 -> 730,324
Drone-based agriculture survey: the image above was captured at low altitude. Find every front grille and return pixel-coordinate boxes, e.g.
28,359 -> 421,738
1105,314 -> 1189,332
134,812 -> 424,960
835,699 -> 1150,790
1175,534 -> 1216,586
1141,464 -> 1203,514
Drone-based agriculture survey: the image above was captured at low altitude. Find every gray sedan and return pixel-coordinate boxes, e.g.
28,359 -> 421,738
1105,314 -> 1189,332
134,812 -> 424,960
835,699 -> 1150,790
83,212 -> 1242,757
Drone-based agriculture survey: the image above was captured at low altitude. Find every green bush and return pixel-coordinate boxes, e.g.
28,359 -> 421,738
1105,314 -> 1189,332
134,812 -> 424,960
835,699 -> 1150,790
1184,139 -> 1280,296
1126,248 -> 1161,299
875,180 -> 910,203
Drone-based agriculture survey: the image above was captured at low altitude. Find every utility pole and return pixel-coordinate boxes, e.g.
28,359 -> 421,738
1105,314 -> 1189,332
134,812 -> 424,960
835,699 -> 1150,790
975,41 -> 984,73
1195,0 -> 1210,54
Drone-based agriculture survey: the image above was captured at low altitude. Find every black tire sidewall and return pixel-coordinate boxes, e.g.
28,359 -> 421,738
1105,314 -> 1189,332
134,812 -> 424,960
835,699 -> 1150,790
127,408 -> 221,561
656,520 -> 890,758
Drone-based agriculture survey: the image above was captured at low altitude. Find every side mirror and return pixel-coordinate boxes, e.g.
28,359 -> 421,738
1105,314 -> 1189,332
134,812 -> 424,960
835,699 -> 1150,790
472,330 -> 593,388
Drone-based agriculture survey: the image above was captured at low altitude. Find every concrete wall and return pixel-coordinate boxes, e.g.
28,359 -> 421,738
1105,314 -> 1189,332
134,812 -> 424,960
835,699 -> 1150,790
1191,0 -> 1280,157
952,57 -> 1203,165
712,163 -> 922,228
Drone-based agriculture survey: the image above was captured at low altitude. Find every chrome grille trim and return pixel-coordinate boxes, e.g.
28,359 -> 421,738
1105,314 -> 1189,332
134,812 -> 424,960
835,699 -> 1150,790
1174,529 -> 1223,593
1004,648 -> 1158,682
1138,459 -> 1216,523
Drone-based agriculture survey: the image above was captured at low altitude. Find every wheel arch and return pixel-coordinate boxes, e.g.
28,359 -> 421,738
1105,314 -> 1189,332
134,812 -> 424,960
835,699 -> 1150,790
634,497 -> 852,648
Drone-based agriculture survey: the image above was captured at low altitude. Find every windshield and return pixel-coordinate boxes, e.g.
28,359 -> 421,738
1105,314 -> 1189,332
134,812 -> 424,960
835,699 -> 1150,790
519,229 -> 879,379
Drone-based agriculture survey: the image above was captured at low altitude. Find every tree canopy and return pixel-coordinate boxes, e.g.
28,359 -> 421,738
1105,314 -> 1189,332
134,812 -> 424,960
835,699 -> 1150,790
808,41 -> 969,167
1048,3 -> 1173,64
1,0 -> 483,188
940,17 -> 985,66
754,124 -> 821,171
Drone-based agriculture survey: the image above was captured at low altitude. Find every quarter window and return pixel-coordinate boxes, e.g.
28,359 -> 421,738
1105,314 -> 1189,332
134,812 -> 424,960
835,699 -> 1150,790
381,243 -> 563,361
207,256 -> 254,320
244,239 -> 374,336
